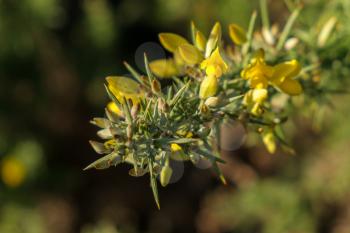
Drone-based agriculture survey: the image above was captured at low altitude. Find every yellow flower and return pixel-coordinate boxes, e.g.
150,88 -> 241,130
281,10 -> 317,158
170,143 -> 187,161
106,76 -> 144,104
157,32 -> 204,75
241,49 -> 302,95
149,58 -> 179,78
200,47 -> 228,78
270,60 -> 302,95
228,23 -> 247,45
1,158 -> 26,188
199,75 -> 218,99
241,49 -> 273,89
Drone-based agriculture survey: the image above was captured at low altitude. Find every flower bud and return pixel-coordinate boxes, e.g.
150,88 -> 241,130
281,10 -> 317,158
160,165 -> 173,187
228,23 -> 247,45
199,75 -> 218,99
205,96 -> 220,107
205,22 -> 221,58
157,98 -> 169,113
195,31 -> 207,51
178,44 -> 203,65
152,79 -> 161,94
284,37 -> 299,50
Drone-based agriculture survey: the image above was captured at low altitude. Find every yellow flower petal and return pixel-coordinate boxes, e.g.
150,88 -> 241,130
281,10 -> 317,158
186,132 -> 193,138
107,102 -> 123,117
252,88 -> 268,103
250,76 -> 269,89
159,33 -> 189,53
276,78 -> 303,96
174,48 -> 185,67
199,75 -> 218,99
205,22 -> 221,58
171,143 -> 182,152
251,102 -> 263,116
228,23 -> 247,45
271,59 -> 301,84
178,44 -> 204,65
106,76 -> 143,104
149,59 -> 179,78
195,31 -> 207,51
262,131 -> 276,154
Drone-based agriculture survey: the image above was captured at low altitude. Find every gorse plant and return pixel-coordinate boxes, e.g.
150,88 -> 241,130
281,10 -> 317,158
85,2 -> 344,208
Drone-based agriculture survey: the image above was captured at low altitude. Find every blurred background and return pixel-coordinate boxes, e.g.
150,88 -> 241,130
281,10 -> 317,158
1,0 -> 350,232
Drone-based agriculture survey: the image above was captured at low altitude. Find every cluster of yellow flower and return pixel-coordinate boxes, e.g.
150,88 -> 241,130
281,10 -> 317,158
88,20 -> 305,207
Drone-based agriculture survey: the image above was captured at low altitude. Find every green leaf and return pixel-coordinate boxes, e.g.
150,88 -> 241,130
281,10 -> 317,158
195,148 -> 226,164
213,162 -> 227,185
260,0 -> 270,30
104,84 -> 123,111
84,152 -> 121,170
277,5 -> 301,50
169,81 -> 190,107
155,137 -> 199,145
144,53 -> 154,85
122,97 -> 133,126
243,11 -> 257,61
123,61 -> 143,84
148,159 -> 160,209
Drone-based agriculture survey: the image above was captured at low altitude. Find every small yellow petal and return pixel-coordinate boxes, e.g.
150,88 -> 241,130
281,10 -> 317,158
171,143 -> 182,152
107,102 -> 123,117
228,23 -> 247,45
271,59 -> 301,83
277,78 -> 303,96
186,132 -> 193,138
252,88 -> 268,103
206,65 -> 222,78
205,22 -> 221,57
262,131 -> 276,154
106,76 -> 143,104
149,59 -> 179,78
178,44 -> 204,65
251,102 -> 263,116
195,31 -> 207,51
159,33 -> 189,53
249,76 -> 268,89
199,75 -> 218,99
174,48 -> 185,67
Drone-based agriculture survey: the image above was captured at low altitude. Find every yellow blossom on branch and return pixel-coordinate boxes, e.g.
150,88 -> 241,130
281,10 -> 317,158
201,47 -> 228,78
241,49 -> 302,95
